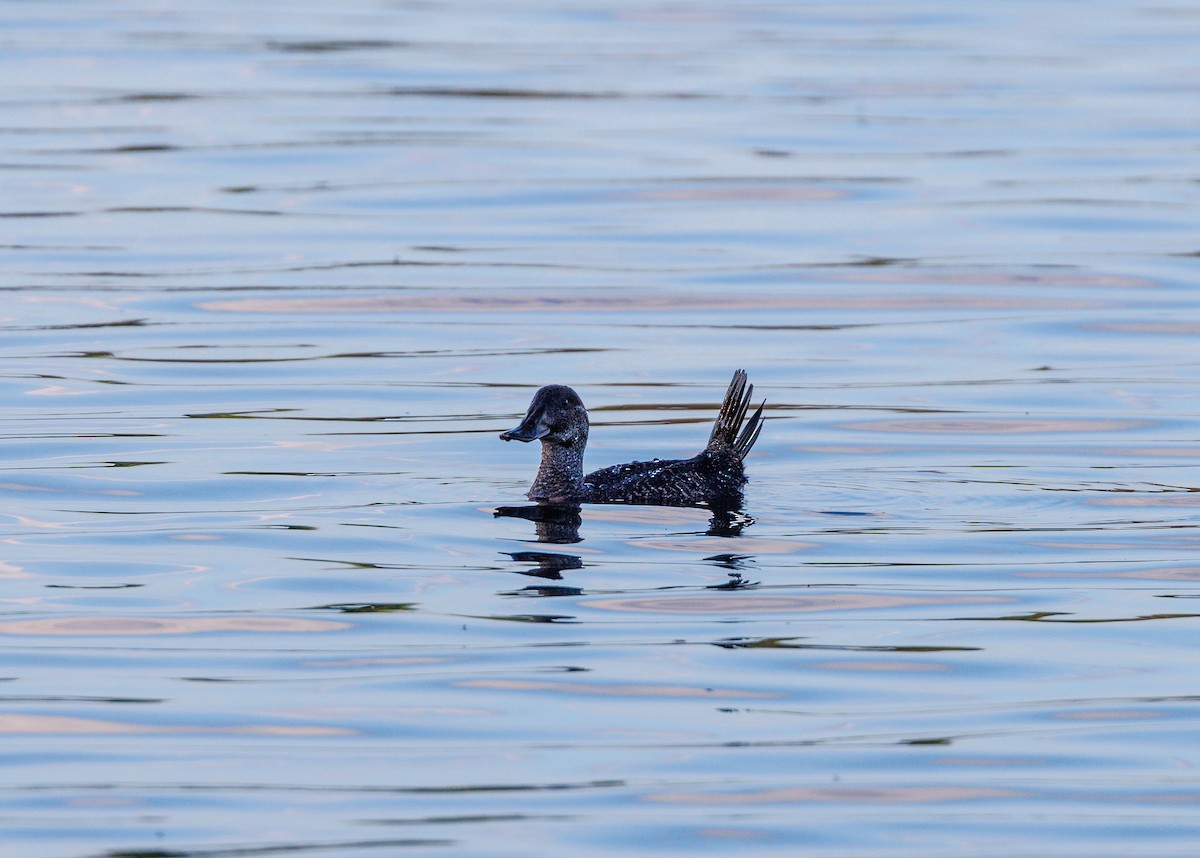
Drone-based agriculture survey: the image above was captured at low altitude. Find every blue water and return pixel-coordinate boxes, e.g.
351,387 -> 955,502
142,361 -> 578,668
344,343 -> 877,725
3,1 -> 1200,856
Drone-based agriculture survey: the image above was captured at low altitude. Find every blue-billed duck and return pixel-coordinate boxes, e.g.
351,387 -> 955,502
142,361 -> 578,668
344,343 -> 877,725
500,370 -> 764,507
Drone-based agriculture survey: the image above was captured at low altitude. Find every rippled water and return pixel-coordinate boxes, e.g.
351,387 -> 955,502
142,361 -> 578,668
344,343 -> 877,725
3,1 -> 1200,855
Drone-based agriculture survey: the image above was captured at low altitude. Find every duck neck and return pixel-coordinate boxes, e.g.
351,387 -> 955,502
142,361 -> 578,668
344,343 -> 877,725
530,439 -> 587,502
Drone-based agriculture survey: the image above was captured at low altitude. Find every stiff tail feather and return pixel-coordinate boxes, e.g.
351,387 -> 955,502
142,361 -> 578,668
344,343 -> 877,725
706,369 -> 765,461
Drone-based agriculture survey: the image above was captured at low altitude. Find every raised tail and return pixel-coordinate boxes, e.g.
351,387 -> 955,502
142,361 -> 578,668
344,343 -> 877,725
705,369 -> 765,461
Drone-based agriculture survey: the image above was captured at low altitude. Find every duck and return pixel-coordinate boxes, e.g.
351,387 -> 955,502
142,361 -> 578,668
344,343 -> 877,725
500,370 -> 764,507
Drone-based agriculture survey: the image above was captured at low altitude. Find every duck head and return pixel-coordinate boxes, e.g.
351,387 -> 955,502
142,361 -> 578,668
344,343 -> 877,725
500,384 -> 589,449
501,385 -> 590,503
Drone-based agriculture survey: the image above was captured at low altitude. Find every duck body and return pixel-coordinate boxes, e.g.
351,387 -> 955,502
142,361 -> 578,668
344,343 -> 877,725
583,449 -> 748,507
500,370 -> 764,508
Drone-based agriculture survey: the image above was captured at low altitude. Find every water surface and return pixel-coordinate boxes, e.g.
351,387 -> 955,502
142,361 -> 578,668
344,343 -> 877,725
3,1 -> 1200,856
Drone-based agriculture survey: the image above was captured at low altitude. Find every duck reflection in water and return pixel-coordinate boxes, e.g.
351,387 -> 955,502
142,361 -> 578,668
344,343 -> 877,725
494,501 -> 755,548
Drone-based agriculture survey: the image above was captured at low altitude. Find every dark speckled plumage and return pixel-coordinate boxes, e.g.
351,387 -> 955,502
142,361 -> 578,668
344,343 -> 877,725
501,370 -> 764,508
